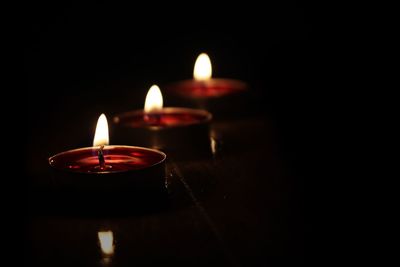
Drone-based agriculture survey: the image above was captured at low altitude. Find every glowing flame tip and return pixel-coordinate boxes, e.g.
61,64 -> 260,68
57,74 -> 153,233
144,85 -> 163,113
93,114 -> 109,147
194,53 -> 212,81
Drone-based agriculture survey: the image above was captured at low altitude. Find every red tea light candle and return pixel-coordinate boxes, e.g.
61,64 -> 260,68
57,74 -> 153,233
48,114 -> 166,191
115,85 -> 212,128
113,85 -> 212,153
166,53 -> 248,99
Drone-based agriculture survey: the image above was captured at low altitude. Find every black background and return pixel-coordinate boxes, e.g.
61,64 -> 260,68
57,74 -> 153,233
18,1 -> 329,265
24,1 -> 319,170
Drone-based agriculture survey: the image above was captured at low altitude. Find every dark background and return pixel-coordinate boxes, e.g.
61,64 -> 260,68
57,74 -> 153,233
24,1 -> 318,170
19,1 -> 328,266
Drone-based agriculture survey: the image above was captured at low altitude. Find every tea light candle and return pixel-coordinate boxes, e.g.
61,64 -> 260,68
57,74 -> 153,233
113,85 -> 212,155
166,53 -> 248,99
48,114 -> 166,191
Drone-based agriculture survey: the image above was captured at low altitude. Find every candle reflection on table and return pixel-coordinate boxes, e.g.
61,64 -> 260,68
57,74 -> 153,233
98,230 -> 114,265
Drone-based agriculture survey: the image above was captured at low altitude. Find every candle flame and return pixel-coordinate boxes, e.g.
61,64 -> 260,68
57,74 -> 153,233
93,114 -> 109,147
193,53 -> 212,81
98,231 -> 114,255
144,85 -> 163,113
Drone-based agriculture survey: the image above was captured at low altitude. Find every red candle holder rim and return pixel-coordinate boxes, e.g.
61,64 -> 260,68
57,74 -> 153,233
166,78 -> 248,98
173,77 -> 248,85
48,145 -> 167,174
113,107 -> 212,130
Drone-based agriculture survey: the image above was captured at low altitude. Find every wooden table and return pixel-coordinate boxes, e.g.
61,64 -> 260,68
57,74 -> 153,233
25,106 -> 305,266
20,3 -> 314,264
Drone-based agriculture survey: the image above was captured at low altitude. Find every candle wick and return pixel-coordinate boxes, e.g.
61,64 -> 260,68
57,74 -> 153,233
153,113 -> 161,124
199,80 -> 208,90
98,145 -> 106,170
144,112 -> 161,125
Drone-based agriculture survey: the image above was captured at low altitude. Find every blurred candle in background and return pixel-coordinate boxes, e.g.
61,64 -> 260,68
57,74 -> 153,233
166,53 -> 248,99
